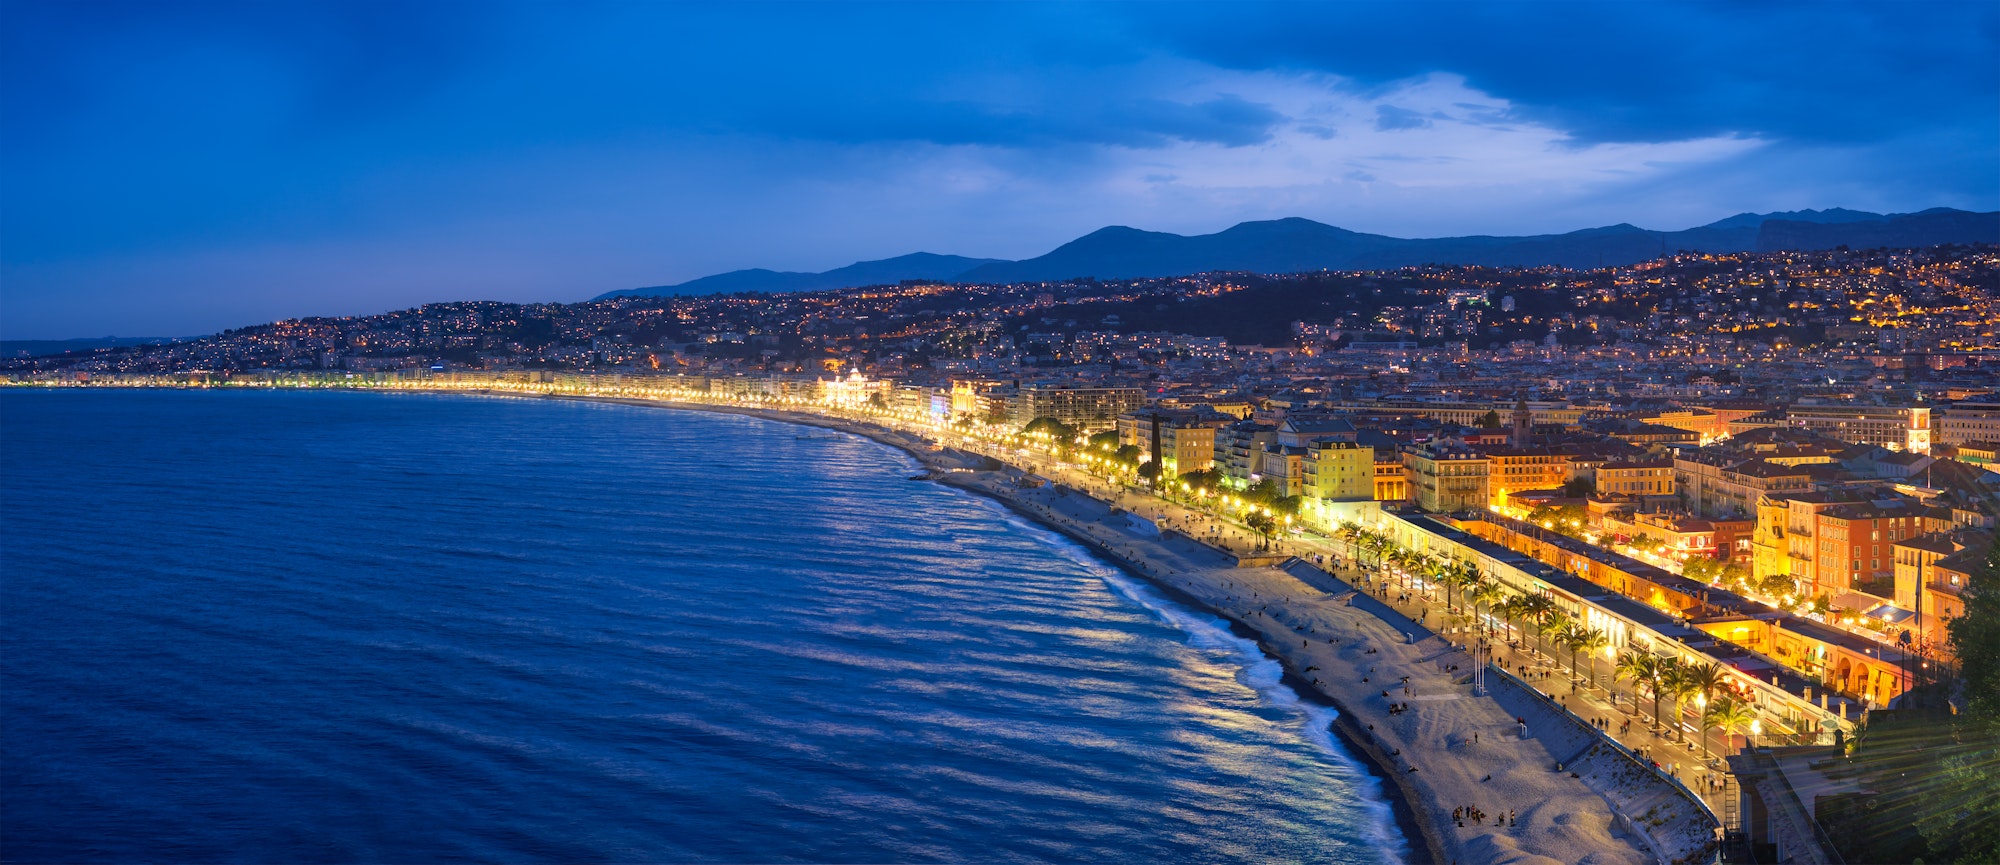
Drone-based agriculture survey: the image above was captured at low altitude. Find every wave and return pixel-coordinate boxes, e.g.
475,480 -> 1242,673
998,511 -> 1410,865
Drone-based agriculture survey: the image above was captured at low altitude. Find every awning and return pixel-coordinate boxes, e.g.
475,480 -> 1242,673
1866,604 -> 1915,623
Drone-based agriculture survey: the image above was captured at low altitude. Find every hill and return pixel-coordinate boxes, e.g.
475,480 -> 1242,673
600,208 -> 1999,299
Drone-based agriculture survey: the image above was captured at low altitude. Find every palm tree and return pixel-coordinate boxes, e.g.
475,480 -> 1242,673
1687,661 -> 1728,710
1701,697 -> 1757,759
1465,579 -> 1504,640
1519,594 -> 1556,656
1613,652 -> 1655,715
1649,655 -> 1682,732
1573,627 -> 1610,689
1497,596 -> 1527,643
1662,662 -> 1701,742
1439,560 -> 1473,613
1537,608 -> 1572,661
1555,623 -> 1584,684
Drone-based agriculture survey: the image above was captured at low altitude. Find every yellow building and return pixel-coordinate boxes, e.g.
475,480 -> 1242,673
1304,441 -> 1374,501
1596,459 -> 1675,497
1404,443 -> 1490,513
1483,448 -> 1573,511
1374,454 -> 1410,503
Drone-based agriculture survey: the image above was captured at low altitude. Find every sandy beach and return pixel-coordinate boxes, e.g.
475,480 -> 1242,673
542,394 -> 1716,865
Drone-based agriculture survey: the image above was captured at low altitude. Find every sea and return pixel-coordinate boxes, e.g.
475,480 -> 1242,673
0,388 -> 1404,864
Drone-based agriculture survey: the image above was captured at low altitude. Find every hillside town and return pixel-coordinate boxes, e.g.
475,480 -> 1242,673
12,243 -> 2000,862
12,245 -> 2000,658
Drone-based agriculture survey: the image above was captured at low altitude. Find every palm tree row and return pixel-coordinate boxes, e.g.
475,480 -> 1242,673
1610,653 -> 1750,752
1336,522 -> 1761,761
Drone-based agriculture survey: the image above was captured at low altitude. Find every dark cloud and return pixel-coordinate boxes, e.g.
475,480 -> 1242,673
1128,1 -> 1998,146
0,0 -> 1993,338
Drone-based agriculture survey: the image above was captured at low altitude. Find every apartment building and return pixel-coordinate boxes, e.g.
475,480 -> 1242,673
1404,443 -> 1491,513
1483,447 -> 1573,511
1785,404 -> 1932,454
1597,458 -> 1675,496
1009,384 -> 1146,432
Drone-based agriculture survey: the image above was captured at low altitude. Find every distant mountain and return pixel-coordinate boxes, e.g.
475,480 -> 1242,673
1755,208 -> 2000,252
2,336 -> 182,358
595,252 -> 1003,299
1699,208 -> 1889,231
599,208 -> 1999,299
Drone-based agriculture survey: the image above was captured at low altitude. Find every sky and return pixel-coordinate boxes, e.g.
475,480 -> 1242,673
2,1 -> 1995,340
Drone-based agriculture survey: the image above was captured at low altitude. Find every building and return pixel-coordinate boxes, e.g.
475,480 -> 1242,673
1008,384 -> 1145,432
1785,405 -> 1932,454
1483,447 -> 1573,511
1303,441 -> 1374,502
1597,459 -> 1675,497
1638,408 -> 1723,443
1403,443 -> 1491,513
1117,408 -> 1232,477
1676,453 -> 1815,519
1219,420 -> 1278,490
1325,399 -> 1590,428
1790,498 -> 1941,606
1374,452 -> 1411,504
1937,400 -> 2000,446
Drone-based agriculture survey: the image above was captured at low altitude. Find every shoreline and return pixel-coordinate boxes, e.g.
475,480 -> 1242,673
537,393 -> 1447,863
134,386 -> 1698,865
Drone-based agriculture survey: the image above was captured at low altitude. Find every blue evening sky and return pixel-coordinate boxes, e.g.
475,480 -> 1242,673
2,1 -> 1995,339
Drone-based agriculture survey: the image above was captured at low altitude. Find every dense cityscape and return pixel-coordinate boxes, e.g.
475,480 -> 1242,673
12,242 -> 2000,862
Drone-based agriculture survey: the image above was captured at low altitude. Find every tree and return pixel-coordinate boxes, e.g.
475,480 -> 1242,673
1465,578 -> 1504,639
1088,430 -> 1121,453
1136,460 -> 1162,483
1538,610 -> 1573,664
1757,571 -> 1797,599
1478,409 -> 1503,429
1662,661 -> 1700,741
1701,697 -> 1756,760
1245,511 -> 1277,550
1180,469 -> 1222,494
1614,652 -> 1655,716
1947,534 -> 2000,719
1022,416 -> 1079,444
1112,444 -> 1142,467
1686,661 -> 1728,710
1571,626 -> 1609,688
866,391 -> 887,410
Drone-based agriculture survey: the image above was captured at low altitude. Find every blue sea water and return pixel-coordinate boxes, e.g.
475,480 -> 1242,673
1,389 -> 1403,864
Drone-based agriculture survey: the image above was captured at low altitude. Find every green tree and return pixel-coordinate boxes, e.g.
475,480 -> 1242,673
1478,409 -> 1503,429
1948,534 -> 2000,719
1614,652 -> 1655,716
1661,661 -> 1700,741
1112,444 -> 1143,467
1136,460 -> 1162,483
1179,469 -> 1221,494
1701,697 -> 1756,760
1022,416 -> 1079,443
1245,511 -> 1277,551
1088,430 -> 1121,453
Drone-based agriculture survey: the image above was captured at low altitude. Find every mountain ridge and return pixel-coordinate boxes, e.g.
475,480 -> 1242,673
596,208 -> 1999,300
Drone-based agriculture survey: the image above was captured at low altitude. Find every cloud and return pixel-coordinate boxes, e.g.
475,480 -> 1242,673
1374,105 -> 1432,131
0,1 -> 1993,338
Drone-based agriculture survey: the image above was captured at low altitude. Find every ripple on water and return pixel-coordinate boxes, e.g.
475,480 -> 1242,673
2,388 -> 1405,864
